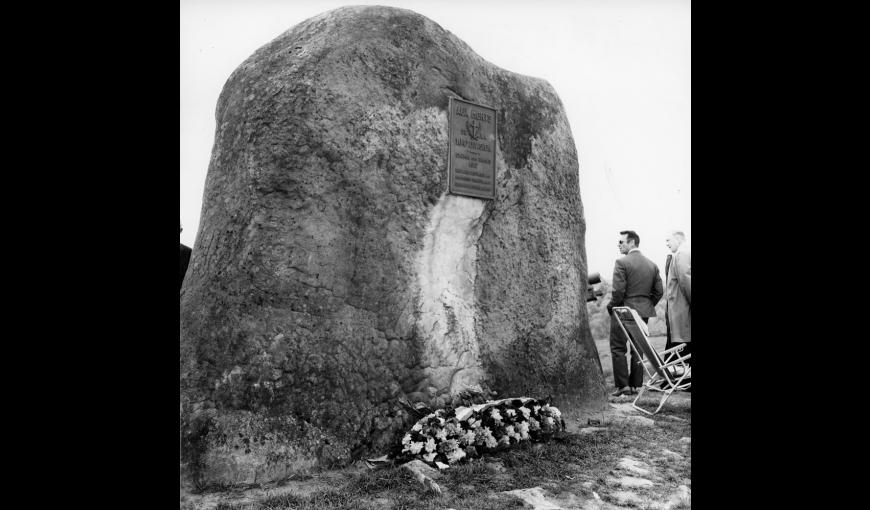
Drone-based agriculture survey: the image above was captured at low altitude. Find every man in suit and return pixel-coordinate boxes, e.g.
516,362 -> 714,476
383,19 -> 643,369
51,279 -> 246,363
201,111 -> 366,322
607,230 -> 664,397
664,231 -> 691,364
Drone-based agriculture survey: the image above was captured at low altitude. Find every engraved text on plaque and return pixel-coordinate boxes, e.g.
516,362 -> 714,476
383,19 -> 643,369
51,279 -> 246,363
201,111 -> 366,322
448,97 -> 497,200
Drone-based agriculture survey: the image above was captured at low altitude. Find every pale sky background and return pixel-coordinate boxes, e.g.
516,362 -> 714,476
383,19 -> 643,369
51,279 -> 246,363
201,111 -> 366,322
180,0 -> 690,280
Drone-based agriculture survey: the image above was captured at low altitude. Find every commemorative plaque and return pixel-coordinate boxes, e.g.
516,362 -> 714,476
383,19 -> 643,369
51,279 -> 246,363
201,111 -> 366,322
448,97 -> 497,200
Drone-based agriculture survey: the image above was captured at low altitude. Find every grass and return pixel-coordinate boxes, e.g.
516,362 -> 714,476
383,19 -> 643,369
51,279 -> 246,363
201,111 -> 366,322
206,334 -> 688,509
213,402 -> 691,510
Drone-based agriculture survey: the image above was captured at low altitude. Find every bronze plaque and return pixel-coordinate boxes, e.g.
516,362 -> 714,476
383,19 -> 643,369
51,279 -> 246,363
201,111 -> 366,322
448,97 -> 497,200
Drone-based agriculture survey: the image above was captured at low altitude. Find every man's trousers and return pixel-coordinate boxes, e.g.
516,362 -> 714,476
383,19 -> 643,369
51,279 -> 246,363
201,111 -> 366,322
610,315 -> 647,389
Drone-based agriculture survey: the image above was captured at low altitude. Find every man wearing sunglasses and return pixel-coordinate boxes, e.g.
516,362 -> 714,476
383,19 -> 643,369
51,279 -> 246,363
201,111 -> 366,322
606,230 -> 664,397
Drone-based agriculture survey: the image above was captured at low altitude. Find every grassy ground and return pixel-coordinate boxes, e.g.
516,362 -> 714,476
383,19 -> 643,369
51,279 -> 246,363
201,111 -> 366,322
182,335 -> 690,510
190,398 -> 690,510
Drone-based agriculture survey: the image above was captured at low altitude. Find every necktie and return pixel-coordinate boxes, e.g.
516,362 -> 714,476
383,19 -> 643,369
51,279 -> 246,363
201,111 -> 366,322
666,253 -> 673,277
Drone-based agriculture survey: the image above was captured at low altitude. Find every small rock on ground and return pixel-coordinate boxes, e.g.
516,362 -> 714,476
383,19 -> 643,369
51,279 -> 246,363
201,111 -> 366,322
664,484 -> 691,509
401,460 -> 442,495
502,487 -> 563,510
662,414 -> 688,422
607,475 -> 655,488
661,448 -> 684,460
611,490 -> 645,505
624,415 -> 655,427
503,486 -> 595,510
617,457 -> 651,476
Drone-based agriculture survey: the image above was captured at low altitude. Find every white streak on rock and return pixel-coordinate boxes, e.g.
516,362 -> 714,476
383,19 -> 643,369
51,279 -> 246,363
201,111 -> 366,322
415,193 -> 487,395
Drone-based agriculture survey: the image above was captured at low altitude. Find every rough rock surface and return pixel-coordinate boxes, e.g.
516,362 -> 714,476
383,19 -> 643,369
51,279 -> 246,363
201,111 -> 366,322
401,459 -> 443,495
616,457 -> 651,477
180,5 -> 605,486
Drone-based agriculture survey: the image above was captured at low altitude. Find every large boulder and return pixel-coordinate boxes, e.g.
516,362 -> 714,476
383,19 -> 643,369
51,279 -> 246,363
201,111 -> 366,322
180,5 -> 606,487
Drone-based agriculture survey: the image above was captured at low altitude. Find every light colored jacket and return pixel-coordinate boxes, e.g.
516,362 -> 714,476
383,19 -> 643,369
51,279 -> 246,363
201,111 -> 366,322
666,249 -> 691,343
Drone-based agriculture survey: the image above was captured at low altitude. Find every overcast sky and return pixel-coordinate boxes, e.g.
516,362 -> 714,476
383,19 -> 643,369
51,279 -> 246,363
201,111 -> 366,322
181,0 -> 690,279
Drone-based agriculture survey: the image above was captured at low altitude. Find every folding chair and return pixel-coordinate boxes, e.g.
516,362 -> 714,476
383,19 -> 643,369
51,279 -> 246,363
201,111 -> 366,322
611,306 -> 691,415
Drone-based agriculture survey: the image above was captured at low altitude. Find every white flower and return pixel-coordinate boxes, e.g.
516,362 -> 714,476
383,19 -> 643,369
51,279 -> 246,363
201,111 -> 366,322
409,441 -> 425,454
474,428 -> 487,445
435,428 -> 448,441
444,421 -> 461,437
476,426 -> 498,449
423,452 -> 437,462
446,447 -> 466,464
545,416 -> 554,426
529,417 -> 541,431
425,438 -> 437,453
402,434 -> 412,445
412,422 -> 423,432
498,434 -> 511,446
533,405 -> 541,414
441,439 -> 460,453
460,430 -> 476,446
505,425 -> 516,439
519,407 -> 530,419
506,409 -> 516,417
517,421 -> 530,440
467,417 -> 479,428
490,409 -> 503,422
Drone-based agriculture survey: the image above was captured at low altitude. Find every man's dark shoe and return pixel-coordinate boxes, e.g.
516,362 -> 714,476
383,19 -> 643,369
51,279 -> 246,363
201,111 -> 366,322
611,387 -> 631,397
628,387 -> 640,395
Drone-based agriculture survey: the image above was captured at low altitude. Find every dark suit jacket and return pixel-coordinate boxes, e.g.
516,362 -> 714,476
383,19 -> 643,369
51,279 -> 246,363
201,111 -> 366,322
180,243 -> 192,290
610,250 -> 663,318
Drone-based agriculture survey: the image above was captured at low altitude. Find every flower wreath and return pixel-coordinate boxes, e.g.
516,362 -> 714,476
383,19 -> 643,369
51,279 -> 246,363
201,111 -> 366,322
392,397 -> 565,469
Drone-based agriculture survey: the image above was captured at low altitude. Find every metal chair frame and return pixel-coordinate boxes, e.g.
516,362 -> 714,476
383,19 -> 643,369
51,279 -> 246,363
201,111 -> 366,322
611,306 -> 691,415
